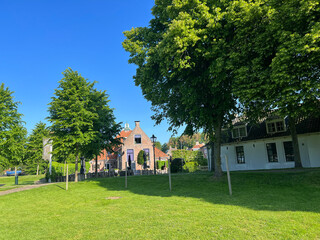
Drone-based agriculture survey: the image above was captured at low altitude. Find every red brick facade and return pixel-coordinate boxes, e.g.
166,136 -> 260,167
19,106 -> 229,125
90,121 -> 168,172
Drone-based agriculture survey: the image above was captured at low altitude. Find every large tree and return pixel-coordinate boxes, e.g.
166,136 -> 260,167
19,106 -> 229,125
25,122 -> 49,175
231,0 -> 320,167
0,83 -> 27,171
123,0 -> 238,176
48,69 -> 101,182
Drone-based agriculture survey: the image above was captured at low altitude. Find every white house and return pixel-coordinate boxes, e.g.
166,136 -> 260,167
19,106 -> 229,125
207,116 -> 320,171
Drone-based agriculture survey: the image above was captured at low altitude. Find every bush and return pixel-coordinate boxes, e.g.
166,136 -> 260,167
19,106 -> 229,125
156,160 -> 167,170
52,161 -> 90,175
45,166 -> 62,182
170,158 -> 184,173
172,150 -> 207,166
195,151 -> 207,166
137,150 -> 145,165
183,162 -> 198,172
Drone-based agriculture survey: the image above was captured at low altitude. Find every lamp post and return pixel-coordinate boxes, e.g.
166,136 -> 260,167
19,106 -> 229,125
151,134 -> 157,175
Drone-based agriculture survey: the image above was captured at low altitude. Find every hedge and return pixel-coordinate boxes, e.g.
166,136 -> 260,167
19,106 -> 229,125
172,150 -> 207,166
156,160 -> 167,170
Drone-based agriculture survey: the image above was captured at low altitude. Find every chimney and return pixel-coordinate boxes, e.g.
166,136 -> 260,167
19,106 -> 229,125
135,121 -> 140,127
196,141 -> 199,145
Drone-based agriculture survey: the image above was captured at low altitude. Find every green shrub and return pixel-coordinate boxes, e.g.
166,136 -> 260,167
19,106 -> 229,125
45,166 -> 62,182
170,158 -> 184,173
172,150 -> 207,166
156,160 -> 167,169
51,161 -> 91,176
195,151 -> 207,166
183,162 -> 198,172
137,150 -> 145,165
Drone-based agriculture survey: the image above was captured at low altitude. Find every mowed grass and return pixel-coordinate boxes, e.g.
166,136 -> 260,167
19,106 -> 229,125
0,170 -> 320,240
0,174 -> 45,191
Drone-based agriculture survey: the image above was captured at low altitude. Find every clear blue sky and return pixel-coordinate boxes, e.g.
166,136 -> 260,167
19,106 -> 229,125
0,0 -> 184,144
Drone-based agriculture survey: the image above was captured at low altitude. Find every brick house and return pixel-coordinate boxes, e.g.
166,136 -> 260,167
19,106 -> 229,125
89,121 -> 168,172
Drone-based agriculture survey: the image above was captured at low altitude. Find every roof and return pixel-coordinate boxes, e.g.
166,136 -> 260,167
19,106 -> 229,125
192,143 -> 205,149
155,147 -> 169,159
223,116 -> 320,144
117,130 -> 132,143
95,130 -> 131,161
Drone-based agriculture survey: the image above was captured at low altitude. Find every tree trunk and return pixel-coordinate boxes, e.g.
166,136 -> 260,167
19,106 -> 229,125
95,155 -> 98,177
36,164 -> 39,176
75,146 -> 79,182
213,118 -> 223,177
209,141 -> 215,172
288,116 -> 302,168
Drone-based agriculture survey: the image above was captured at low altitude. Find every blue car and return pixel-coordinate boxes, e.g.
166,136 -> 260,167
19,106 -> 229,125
6,170 -> 22,176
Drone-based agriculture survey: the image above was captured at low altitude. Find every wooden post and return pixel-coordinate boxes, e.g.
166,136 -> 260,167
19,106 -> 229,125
14,166 -> 18,185
125,162 -> 127,189
168,158 -> 172,192
66,164 -> 69,191
225,155 -> 232,196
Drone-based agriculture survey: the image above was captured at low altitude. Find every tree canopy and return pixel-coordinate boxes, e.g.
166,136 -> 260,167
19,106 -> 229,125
0,83 -> 27,170
48,68 -> 121,181
230,0 -> 320,167
123,0 -> 238,176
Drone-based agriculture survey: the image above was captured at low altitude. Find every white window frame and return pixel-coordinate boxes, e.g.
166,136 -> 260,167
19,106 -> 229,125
235,146 -> 245,164
231,125 -> 248,139
266,119 -> 286,134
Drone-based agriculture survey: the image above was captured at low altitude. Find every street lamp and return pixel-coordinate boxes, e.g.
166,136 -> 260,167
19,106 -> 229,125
150,134 -> 157,175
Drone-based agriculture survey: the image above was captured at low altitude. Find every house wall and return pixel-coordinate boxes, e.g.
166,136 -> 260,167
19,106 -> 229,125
219,133 -> 319,171
120,121 -> 155,171
305,135 -> 320,167
90,159 -> 106,172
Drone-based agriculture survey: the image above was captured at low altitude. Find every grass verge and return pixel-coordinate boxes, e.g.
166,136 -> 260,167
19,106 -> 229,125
0,170 -> 319,239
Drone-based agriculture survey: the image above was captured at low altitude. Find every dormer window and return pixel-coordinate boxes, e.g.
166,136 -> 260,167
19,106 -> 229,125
266,119 -> 286,134
134,135 -> 141,144
232,125 -> 247,139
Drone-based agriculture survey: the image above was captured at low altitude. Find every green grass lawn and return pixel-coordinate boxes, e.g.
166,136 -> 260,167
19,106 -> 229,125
0,170 -> 319,239
0,174 -> 45,191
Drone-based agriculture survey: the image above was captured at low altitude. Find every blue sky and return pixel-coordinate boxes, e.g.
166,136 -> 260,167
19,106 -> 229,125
0,0 -> 184,144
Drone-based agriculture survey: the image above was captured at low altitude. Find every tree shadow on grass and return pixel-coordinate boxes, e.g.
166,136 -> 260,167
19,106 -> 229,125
94,170 -> 320,213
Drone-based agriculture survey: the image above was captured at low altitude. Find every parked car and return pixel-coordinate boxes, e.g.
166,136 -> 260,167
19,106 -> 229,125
6,170 -> 22,176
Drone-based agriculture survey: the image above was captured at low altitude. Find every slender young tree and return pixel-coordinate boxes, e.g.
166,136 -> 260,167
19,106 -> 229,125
0,83 -> 27,171
123,0 -> 237,176
25,122 -> 49,175
48,68 -> 99,182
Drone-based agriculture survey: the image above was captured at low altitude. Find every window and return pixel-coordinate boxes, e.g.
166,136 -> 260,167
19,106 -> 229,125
134,135 -> 141,144
283,141 -> 294,162
235,146 -> 245,164
143,149 -> 150,161
143,149 -> 150,166
266,119 -> 286,134
232,126 -> 247,139
266,143 -> 278,162
127,149 -> 134,169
